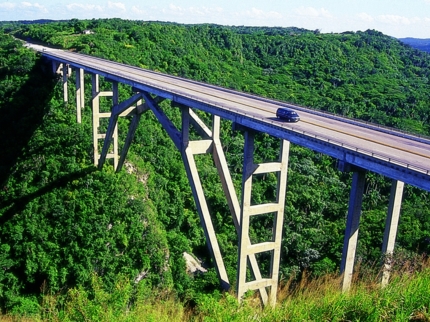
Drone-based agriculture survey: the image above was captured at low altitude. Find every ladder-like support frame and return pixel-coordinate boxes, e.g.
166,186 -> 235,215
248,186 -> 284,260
91,74 -> 118,168
97,91 -> 289,305
237,130 -> 289,306
98,92 -> 145,170
65,69 -> 145,169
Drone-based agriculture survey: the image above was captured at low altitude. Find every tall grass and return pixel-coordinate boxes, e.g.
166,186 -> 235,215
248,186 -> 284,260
261,256 -> 430,321
2,258 -> 430,321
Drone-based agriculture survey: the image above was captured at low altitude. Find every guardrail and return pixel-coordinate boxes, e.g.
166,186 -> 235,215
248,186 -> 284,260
173,75 -> 430,146
107,57 -> 430,145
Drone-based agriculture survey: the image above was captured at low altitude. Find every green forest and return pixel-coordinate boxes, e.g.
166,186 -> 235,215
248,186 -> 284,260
1,19 -> 430,319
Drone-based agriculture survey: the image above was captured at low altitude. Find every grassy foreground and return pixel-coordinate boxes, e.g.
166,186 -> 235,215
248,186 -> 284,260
1,260 -> 430,322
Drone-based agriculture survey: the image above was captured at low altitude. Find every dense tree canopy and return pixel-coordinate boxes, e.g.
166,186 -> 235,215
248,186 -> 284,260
1,19 -> 430,312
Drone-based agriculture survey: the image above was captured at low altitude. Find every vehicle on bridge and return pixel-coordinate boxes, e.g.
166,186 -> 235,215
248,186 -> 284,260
276,108 -> 300,122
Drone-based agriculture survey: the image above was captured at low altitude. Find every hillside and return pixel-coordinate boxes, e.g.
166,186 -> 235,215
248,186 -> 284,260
1,19 -> 430,314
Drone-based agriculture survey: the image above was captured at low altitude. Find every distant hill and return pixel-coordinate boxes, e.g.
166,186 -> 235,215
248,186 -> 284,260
398,37 -> 430,53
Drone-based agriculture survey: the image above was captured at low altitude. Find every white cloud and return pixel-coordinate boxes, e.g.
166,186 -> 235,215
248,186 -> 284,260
131,6 -> 145,15
294,6 -> 332,18
377,15 -> 415,25
241,7 -> 282,20
0,2 -> 16,10
108,1 -> 126,12
168,4 -> 184,14
411,17 -> 422,24
20,1 -> 47,12
66,3 -> 103,12
189,6 -> 223,16
162,4 -> 224,20
357,12 -> 373,22
0,1 -> 48,19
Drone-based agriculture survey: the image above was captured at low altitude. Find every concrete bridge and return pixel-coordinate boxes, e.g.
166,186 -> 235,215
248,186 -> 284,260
30,44 -> 430,306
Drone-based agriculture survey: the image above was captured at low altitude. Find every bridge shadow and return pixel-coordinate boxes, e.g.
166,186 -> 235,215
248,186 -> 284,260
0,167 -> 96,225
0,55 -> 56,188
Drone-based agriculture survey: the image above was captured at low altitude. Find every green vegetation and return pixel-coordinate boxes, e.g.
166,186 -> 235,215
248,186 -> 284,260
1,18 -> 430,319
1,259 -> 430,321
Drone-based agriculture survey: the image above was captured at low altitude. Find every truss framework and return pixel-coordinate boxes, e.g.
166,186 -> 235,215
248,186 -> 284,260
94,86 -> 290,305
56,65 -> 406,306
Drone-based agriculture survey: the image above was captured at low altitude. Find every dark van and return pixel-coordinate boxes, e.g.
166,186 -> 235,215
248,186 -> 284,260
276,108 -> 300,122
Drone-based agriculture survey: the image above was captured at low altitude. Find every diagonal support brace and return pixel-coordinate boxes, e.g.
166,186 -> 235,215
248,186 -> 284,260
142,92 -> 181,149
116,97 -> 164,172
99,93 -> 145,168
180,106 -> 230,290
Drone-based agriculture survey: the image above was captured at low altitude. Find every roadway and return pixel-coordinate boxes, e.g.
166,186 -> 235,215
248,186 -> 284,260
27,44 -> 430,191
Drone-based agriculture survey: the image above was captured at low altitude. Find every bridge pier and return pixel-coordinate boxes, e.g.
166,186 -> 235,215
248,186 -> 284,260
338,162 -> 405,291
75,68 -> 84,123
340,167 -> 366,291
115,97 -> 151,172
125,96 -> 290,305
381,179 -> 404,286
54,62 -> 71,104
62,64 -> 69,103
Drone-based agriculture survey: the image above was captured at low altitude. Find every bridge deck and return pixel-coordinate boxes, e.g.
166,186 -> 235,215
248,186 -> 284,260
33,45 -> 430,191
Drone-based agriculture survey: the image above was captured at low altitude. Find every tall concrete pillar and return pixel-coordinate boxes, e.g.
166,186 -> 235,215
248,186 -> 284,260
75,68 -> 84,123
237,130 -> 255,300
341,169 -> 366,292
111,82 -> 119,169
91,74 -> 100,166
381,180 -> 404,286
62,63 -> 69,103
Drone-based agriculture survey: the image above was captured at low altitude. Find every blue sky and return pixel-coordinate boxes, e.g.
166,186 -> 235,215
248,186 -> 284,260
1,0 -> 430,38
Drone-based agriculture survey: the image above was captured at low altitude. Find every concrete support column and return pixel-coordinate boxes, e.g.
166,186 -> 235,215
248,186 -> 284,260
111,82 -> 119,169
91,74 -> 100,166
75,68 -> 84,123
62,63 -> 69,103
237,130 -> 255,299
381,180 -> 404,286
269,139 -> 289,305
341,169 -> 366,292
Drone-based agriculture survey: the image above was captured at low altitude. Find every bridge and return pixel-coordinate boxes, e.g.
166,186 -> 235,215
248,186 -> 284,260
29,44 -> 430,306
